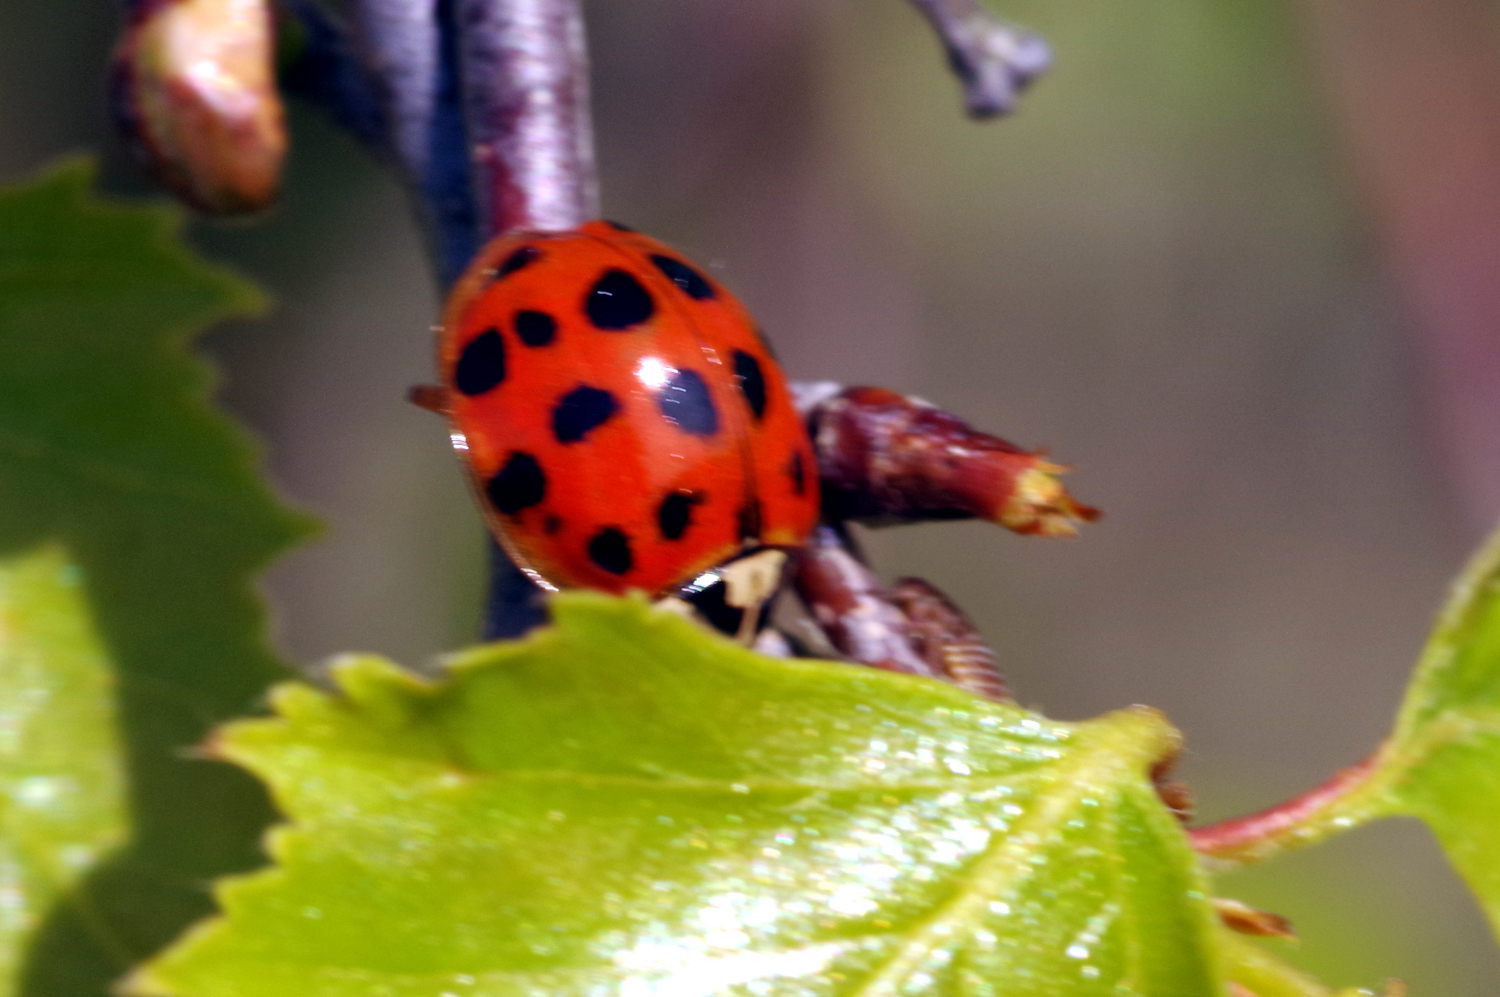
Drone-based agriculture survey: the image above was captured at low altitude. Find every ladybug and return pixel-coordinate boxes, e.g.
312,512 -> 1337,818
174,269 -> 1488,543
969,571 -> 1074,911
418,220 -> 819,605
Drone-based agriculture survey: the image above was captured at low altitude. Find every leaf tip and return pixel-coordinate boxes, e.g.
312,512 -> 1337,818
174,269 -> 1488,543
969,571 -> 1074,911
328,652 -> 433,698
118,911 -> 233,997
1103,704 -> 1184,759
1,155 -> 98,202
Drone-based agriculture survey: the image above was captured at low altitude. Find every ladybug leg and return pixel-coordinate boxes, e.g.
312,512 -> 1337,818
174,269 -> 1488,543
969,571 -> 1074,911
803,385 -> 1098,535
789,525 -> 1011,700
791,525 -> 943,680
884,577 -> 1009,702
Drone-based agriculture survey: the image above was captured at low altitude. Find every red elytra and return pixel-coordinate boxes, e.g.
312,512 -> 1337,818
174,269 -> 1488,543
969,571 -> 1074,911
437,221 -> 820,596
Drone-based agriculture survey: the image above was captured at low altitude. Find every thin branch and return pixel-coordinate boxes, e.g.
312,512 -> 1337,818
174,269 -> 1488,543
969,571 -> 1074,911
454,0 -> 598,235
354,0 -> 479,284
280,0 -> 601,264
448,0 -> 600,635
904,0 -> 1051,118
354,0 -> 481,285
792,526 -> 947,682
281,0 -> 481,285
1188,752 -> 1384,865
279,0 -> 387,151
480,538 -> 548,639
282,0 -> 593,634
346,0 -> 444,169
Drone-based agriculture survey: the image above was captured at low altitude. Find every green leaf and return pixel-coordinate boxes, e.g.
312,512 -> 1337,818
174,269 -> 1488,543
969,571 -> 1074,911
134,594 -> 1226,997
0,546 -> 128,987
0,161 -> 314,994
1383,526 -> 1500,932
1192,523 -> 1500,945
1217,929 -> 1391,997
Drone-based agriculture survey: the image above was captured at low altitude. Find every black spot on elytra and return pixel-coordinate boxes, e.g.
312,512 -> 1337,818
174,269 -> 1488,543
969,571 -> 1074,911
586,269 -> 654,329
588,527 -> 633,575
455,328 -> 506,396
788,450 -> 806,496
657,491 -> 702,541
657,369 -> 718,436
604,220 -> 635,232
515,310 -> 557,346
552,385 -> 619,443
544,514 -> 563,535
732,350 -> 766,420
495,245 -> 540,279
487,452 -> 545,514
651,255 -> 715,300
737,500 -> 762,540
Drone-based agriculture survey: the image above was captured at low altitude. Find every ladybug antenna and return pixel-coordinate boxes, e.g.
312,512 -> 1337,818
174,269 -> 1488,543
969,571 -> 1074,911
407,385 -> 452,415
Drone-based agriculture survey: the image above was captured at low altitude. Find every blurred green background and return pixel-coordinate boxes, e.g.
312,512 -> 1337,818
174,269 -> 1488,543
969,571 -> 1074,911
3,0 -> 1499,990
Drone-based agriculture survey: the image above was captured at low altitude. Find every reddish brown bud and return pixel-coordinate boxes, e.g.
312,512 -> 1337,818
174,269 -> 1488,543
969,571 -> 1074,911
808,386 -> 1098,536
1149,749 -> 1196,822
1154,779 -> 1195,822
112,0 -> 286,214
1213,898 -> 1296,940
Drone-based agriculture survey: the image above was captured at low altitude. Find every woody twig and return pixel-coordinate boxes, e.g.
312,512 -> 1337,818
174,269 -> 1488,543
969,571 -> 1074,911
903,0 -> 1050,117
280,0 -> 599,635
